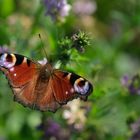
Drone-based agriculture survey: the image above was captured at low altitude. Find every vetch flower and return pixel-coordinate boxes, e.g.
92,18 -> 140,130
0,46 -> 9,53
72,0 -> 97,16
129,118 -> 140,140
37,117 -> 70,140
43,0 -> 71,21
121,75 -> 130,87
129,75 -> 140,94
121,74 -> 140,95
37,118 -> 60,139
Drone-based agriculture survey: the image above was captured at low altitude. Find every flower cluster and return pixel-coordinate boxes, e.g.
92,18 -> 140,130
129,118 -> 140,140
37,117 -> 69,140
63,99 -> 91,131
71,31 -> 91,53
121,74 -> 140,95
72,0 -> 97,16
0,46 -> 9,53
52,31 -> 91,66
43,0 -> 71,21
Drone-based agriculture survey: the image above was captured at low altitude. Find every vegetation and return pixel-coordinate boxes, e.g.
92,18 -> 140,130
0,0 -> 140,140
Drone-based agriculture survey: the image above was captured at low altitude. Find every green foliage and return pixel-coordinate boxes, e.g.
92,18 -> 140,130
0,0 -> 140,140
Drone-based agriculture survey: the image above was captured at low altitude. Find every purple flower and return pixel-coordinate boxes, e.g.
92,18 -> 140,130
121,75 -> 130,87
129,75 -> 140,94
37,118 -> 70,140
129,119 -> 140,140
0,46 -> 9,53
43,0 -> 71,21
72,0 -> 97,16
121,74 -> 140,95
45,120 -> 60,137
37,118 -> 60,139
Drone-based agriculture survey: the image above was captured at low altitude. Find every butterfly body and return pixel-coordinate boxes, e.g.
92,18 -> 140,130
0,53 -> 93,112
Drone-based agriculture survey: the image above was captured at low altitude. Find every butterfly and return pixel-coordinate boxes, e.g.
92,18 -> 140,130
0,53 -> 93,112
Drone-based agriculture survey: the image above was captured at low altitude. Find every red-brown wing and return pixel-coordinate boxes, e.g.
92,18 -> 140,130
33,70 -> 76,112
51,71 -> 76,104
0,54 -> 61,112
51,70 -> 93,105
0,53 -> 39,107
25,68 -> 93,112
0,53 -> 93,112
35,77 -> 60,112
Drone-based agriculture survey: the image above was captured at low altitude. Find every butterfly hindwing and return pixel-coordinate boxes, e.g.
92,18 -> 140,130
51,70 -> 76,104
52,70 -> 93,104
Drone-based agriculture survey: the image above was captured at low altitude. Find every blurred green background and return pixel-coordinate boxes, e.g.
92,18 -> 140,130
0,0 -> 140,140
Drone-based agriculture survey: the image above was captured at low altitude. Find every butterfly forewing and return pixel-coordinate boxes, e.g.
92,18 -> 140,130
0,53 -> 40,106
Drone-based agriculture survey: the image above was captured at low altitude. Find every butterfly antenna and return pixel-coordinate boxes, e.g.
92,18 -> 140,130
38,34 -> 48,58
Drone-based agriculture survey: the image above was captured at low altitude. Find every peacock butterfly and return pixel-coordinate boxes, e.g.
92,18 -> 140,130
0,53 -> 93,112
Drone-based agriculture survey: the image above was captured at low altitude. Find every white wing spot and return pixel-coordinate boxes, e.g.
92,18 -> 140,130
10,67 -> 14,72
70,88 -> 74,93
38,58 -> 48,65
14,73 -> 17,77
65,91 -> 68,95
23,57 -> 27,63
